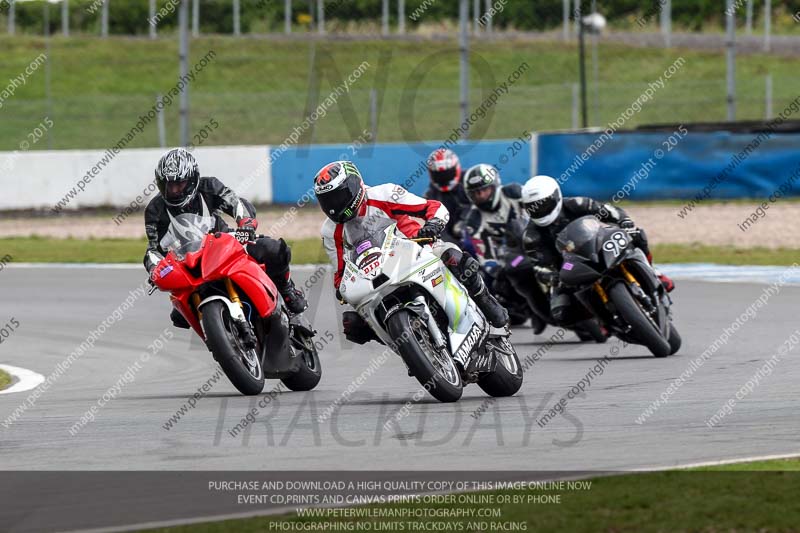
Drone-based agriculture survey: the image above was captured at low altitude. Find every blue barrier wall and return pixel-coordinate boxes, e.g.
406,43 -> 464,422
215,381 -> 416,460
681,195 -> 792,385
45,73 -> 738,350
537,131 -> 800,200
270,140 -> 532,203
269,131 -> 800,204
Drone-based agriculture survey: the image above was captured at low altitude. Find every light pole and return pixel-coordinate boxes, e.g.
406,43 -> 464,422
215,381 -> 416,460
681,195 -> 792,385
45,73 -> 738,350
578,12 -> 605,128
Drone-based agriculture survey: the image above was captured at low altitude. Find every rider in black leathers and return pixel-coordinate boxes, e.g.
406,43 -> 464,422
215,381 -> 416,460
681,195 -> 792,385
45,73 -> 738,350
423,148 -> 472,245
143,148 -> 307,328
520,175 -> 674,327
461,164 -> 548,333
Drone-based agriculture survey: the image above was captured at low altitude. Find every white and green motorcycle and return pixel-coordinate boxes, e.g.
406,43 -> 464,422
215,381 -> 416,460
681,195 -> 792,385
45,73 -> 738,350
338,218 -> 523,403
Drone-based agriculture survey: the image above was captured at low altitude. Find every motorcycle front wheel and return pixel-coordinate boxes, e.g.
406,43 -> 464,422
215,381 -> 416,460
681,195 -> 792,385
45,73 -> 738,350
386,310 -> 463,403
608,282 -> 671,358
202,300 -> 265,395
477,336 -> 523,397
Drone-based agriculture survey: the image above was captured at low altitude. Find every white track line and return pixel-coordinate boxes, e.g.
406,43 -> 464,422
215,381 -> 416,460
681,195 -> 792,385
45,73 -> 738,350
0,364 -> 44,395
632,451 -> 800,471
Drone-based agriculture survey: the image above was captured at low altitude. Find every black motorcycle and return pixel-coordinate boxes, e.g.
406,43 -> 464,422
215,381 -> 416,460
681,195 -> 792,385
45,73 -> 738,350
555,216 -> 681,357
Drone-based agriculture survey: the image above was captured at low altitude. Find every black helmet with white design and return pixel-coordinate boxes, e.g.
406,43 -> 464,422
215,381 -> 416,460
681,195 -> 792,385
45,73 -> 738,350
463,163 -> 502,212
313,161 -> 366,224
521,175 -> 563,227
155,148 -> 200,208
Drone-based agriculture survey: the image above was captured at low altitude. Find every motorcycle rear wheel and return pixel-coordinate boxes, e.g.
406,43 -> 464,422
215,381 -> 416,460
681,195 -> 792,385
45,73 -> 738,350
386,310 -> 463,403
608,282 -> 671,358
202,300 -> 265,395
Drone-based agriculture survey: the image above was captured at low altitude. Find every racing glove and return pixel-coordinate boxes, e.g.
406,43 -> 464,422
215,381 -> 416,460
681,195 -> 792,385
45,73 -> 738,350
619,218 -> 635,229
416,218 -> 446,240
236,217 -> 258,244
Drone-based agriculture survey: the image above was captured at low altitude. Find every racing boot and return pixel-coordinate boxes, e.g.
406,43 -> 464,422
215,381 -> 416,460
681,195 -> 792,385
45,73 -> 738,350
657,272 -> 675,293
471,284 -> 509,329
274,272 -> 308,314
647,253 -> 675,293
447,252 -> 508,328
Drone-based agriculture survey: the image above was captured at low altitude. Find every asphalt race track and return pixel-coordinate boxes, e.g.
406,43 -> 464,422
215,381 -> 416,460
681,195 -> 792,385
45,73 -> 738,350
1,266 -> 799,531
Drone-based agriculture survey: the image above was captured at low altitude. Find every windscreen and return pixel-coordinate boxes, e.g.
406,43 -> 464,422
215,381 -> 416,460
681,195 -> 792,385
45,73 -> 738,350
344,217 -> 395,270
556,216 -> 604,257
159,212 -> 216,260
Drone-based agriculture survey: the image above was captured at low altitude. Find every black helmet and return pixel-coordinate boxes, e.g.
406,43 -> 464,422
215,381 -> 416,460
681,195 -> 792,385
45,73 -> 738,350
463,163 -> 501,211
155,148 -> 200,208
313,161 -> 366,223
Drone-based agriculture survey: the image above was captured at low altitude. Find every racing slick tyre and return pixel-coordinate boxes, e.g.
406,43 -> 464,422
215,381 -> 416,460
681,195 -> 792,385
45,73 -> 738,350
477,336 -> 523,398
202,300 -> 265,395
608,282 -> 671,358
282,331 -> 322,391
386,310 -> 463,403
668,322 -> 682,356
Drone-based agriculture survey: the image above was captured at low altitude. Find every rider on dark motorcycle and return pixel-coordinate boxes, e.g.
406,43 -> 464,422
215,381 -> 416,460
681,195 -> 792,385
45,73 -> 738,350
424,148 -> 472,245
461,164 -> 547,333
520,175 -> 674,327
143,148 -> 307,328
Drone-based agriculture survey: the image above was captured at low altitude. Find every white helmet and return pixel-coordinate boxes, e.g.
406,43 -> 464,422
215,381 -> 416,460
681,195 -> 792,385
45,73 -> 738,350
521,175 -> 563,227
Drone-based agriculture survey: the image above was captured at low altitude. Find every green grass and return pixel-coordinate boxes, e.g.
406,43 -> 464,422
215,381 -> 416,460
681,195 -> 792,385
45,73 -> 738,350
652,243 -> 800,266
0,368 -> 11,391
1,237 -> 797,266
144,457 -> 800,533
697,457 -> 800,471
2,36 -> 800,150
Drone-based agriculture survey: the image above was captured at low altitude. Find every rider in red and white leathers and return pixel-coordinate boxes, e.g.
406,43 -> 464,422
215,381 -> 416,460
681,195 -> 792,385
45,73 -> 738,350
315,161 -> 508,345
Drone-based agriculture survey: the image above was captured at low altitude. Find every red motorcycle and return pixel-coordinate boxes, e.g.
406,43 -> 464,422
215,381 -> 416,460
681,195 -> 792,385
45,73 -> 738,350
150,212 -> 321,395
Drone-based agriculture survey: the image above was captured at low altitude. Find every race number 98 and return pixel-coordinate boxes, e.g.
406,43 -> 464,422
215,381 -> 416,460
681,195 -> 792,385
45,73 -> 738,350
603,231 -> 628,257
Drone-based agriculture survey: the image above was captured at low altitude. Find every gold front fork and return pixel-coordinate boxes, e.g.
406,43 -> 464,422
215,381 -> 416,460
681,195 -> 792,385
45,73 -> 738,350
224,278 -> 243,308
619,262 -> 639,286
192,293 -> 202,321
594,282 -> 609,303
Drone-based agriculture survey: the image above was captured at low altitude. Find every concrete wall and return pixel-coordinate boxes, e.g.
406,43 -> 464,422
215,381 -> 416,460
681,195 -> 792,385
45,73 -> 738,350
0,145 -> 272,210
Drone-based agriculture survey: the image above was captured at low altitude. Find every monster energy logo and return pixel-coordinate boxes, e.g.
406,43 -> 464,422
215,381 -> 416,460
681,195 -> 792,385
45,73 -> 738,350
342,162 -> 360,177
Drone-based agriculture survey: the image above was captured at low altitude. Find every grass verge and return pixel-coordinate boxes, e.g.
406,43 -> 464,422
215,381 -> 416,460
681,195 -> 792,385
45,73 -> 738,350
145,458 -> 800,533
0,237 -> 798,266
0,368 -> 11,391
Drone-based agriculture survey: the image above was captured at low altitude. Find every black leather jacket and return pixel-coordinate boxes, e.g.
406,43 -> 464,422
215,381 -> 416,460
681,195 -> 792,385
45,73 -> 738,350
143,177 -> 254,272
424,182 -> 472,242
522,197 -> 629,270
